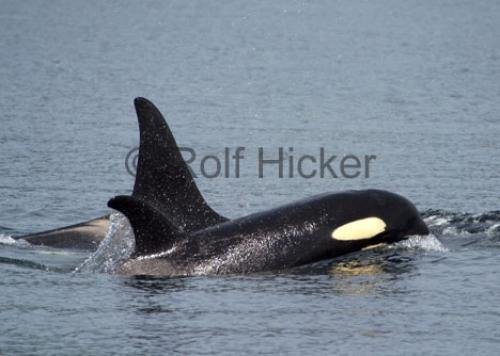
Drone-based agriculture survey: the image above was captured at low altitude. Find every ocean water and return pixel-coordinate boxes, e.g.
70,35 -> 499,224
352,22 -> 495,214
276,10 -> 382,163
0,0 -> 499,354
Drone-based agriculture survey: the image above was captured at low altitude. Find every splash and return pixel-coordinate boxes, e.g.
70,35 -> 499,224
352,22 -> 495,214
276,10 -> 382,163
0,234 -> 16,245
486,223 -> 500,239
392,234 -> 449,252
0,234 -> 31,247
75,213 -> 135,273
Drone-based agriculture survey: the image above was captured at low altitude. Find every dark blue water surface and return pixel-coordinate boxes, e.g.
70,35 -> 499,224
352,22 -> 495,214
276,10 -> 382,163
0,1 -> 499,354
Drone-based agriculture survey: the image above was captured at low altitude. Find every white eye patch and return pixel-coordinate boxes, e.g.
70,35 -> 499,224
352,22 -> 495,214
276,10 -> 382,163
331,217 -> 386,241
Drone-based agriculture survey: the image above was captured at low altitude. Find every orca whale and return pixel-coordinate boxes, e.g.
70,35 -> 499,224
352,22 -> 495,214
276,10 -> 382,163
14,98 -> 226,250
108,98 -> 429,276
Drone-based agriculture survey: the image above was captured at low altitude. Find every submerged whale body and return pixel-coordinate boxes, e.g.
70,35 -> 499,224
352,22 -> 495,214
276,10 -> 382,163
108,98 -> 429,276
17,216 -> 109,250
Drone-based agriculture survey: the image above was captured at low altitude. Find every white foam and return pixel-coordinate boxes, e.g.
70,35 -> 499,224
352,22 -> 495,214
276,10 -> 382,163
391,234 -> 449,252
441,226 -> 473,237
486,223 -> 500,238
0,234 -> 16,245
424,215 -> 450,227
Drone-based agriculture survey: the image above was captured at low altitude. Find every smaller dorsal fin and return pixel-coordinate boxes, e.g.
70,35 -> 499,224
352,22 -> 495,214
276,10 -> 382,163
108,196 -> 184,257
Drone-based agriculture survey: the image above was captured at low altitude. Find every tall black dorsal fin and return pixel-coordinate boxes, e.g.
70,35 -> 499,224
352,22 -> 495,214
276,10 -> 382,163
132,97 -> 227,232
108,196 -> 184,257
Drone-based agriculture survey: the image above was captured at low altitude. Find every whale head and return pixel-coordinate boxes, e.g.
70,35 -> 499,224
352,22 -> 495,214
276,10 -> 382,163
325,189 -> 429,247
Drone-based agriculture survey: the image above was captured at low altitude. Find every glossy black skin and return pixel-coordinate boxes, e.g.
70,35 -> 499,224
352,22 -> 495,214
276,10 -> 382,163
113,189 -> 429,276
109,98 -> 429,276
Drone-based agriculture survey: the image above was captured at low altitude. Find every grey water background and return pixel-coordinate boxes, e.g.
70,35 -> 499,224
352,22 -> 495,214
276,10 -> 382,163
0,0 -> 499,354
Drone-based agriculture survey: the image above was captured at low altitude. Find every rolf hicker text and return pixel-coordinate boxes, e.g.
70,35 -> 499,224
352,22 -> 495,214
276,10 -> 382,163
126,147 -> 377,179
